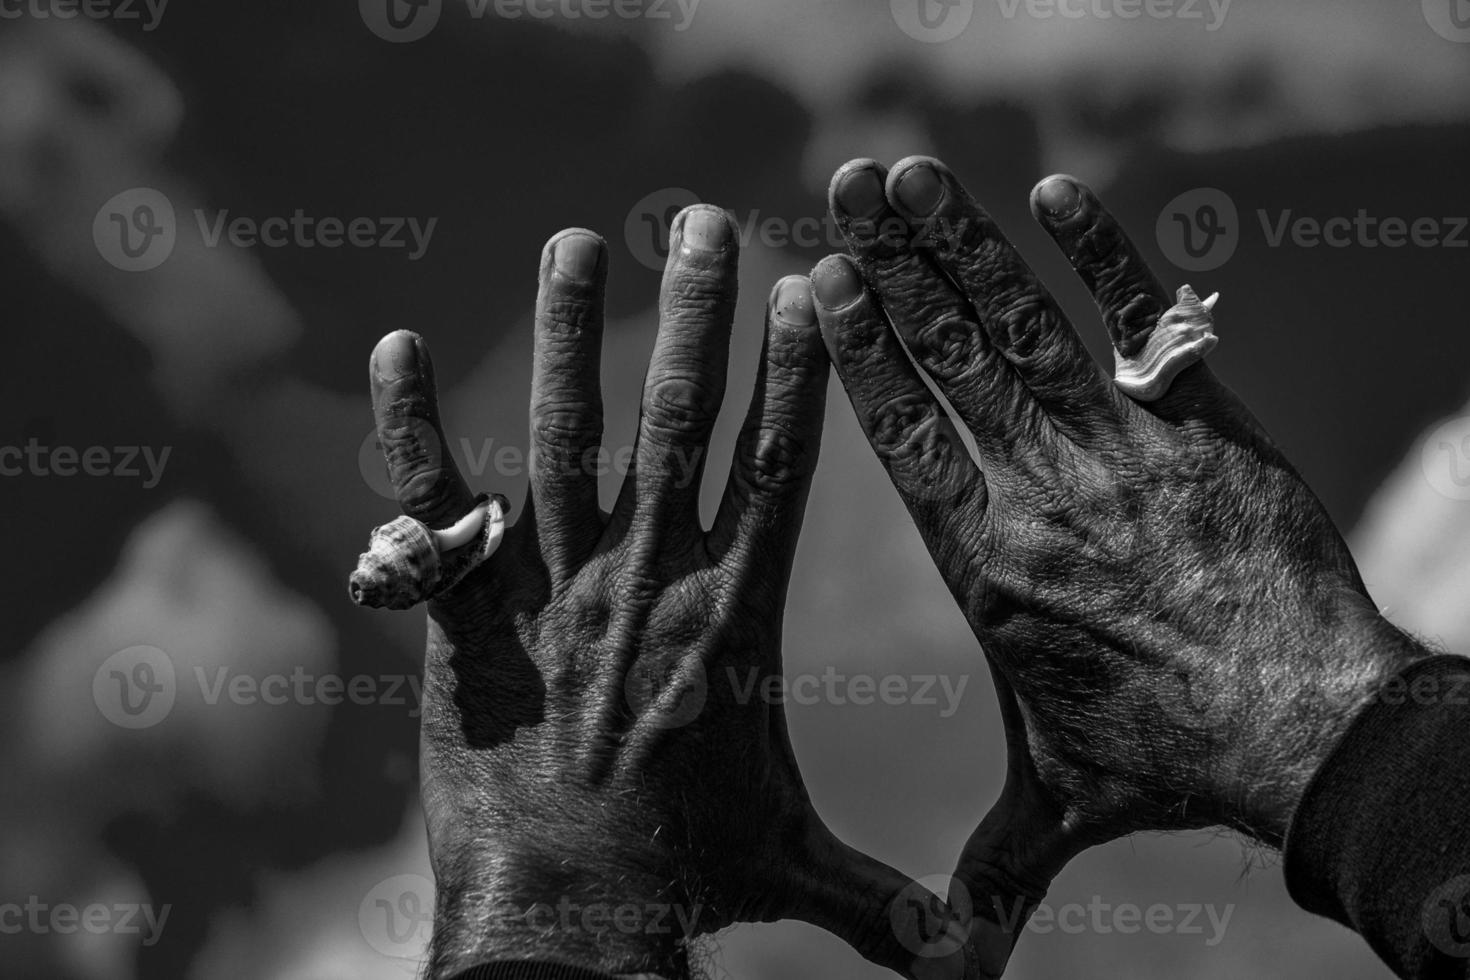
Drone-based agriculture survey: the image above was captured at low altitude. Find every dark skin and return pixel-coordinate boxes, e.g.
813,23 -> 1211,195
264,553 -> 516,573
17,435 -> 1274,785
362,167 -> 1431,980
364,208 -> 968,979
810,156 -> 1432,977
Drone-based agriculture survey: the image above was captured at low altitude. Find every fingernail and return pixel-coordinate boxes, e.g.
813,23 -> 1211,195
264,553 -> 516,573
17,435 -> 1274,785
811,256 -> 864,310
552,232 -> 601,282
834,166 -> 887,219
893,162 -> 945,216
771,275 -> 815,325
679,206 -> 733,252
373,331 -> 419,383
1035,176 -> 1082,218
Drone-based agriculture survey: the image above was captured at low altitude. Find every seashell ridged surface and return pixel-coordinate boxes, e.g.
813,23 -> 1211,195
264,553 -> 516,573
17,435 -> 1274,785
1114,284 -> 1219,402
349,515 -> 442,610
347,494 -> 507,610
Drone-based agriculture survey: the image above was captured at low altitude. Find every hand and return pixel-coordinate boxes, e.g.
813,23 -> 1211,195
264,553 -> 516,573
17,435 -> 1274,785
809,157 -> 1431,976
361,208 -> 944,978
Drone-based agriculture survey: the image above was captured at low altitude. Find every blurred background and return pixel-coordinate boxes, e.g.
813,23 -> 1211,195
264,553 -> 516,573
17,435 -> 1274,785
4,0 -> 1470,977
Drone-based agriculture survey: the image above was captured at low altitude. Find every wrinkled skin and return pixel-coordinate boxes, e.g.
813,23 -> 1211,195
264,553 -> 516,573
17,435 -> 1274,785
362,210 -> 955,979
810,157 -> 1431,978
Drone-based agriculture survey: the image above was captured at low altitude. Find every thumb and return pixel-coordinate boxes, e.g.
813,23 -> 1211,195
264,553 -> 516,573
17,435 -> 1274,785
953,796 -> 1070,978
955,664 -> 1082,977
782,828 -> 978,980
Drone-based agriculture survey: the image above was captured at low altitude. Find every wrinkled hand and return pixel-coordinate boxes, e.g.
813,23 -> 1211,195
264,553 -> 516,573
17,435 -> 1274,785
809,157 -> 1429,977
361,208 -> 947,978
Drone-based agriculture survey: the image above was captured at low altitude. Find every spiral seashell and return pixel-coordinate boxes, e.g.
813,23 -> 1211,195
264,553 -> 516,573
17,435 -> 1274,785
348,494 -> 507,610
1114,285 -> 1219,402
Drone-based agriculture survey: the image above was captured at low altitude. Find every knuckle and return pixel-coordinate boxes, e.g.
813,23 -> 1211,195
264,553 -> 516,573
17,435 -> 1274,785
532,399 -> 602,449
990,289 -> 1051,356
868,390 -> 936,456
740,422 -> 813,494
867,396 -> 969,503
908,312 -> 981,384
397,463 -> 456,510
644,374 -> 720,438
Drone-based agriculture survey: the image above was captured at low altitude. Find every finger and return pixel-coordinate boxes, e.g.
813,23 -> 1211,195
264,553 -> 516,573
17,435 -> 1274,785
955,666 -> 1080,978
786,830 -> 975,980
827,159 -> 1033,454
810,253 -> 984,569
370,330 -> 478,528
881,156 -> 1116,442
529,229 -> 607,575
1029,174 -> 1228,416
619,205 -> 739,537
708,276 -> 828,589
954,805 -> 1057,980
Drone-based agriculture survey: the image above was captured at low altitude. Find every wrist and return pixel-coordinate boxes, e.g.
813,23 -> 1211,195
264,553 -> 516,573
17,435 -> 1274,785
1225,595 -> 1435,846
428,849 -> 695,980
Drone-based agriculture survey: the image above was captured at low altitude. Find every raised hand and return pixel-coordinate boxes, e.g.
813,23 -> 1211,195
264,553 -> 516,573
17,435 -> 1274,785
810,157 -> 1430,977
358,208 -> 947,978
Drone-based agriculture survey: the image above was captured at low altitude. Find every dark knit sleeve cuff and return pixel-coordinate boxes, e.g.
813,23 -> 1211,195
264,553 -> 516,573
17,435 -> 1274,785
1284,654 -> 1470,979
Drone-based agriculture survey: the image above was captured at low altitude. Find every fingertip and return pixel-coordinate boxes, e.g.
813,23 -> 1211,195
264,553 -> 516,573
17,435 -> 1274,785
769,275 -> 815,327
828,158 -> 888,218
672,204 -> 736,254
884,155 -> 951,215
1030,174 -> 1085,223
543,228 -> 606,283
810,254 -> 864,312
371,329 -> 424,385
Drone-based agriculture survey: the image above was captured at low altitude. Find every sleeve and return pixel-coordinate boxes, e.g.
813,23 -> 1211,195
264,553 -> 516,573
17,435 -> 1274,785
1285,654 -> 1470,979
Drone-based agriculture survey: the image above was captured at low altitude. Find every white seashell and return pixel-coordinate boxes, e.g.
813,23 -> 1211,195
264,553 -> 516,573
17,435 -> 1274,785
348,494 -> 507,610
1114,285 -> 1220,402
